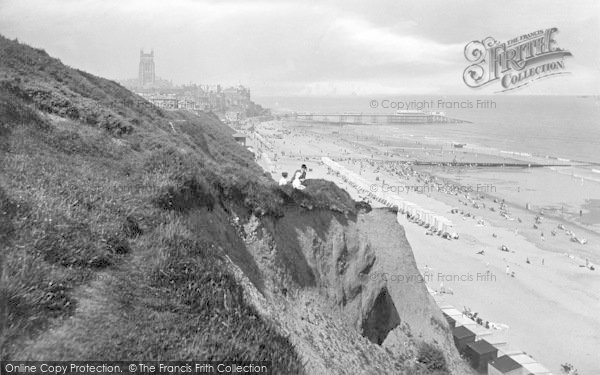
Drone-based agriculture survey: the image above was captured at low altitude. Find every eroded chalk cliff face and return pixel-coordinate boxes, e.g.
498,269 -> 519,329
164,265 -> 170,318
225,182 -> 471,374
265,206 -> 399,342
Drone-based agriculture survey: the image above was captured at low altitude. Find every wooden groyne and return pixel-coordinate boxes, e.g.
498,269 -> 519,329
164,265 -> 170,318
280,112 -> 469,125
411,161 -> 580,168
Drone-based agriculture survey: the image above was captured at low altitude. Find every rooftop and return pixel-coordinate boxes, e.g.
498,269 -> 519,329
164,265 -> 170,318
467,339 -> 497,355
521,362 -> 551,374
510,354 -> 536,365
490,356 -> 522,373
453,325 -> 476,339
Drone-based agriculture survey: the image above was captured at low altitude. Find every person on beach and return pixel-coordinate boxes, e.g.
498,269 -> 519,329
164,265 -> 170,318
279,172 -> 288,186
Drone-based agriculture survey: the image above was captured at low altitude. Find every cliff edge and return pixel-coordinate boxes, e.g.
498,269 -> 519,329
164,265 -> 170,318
0,36 -> 469,374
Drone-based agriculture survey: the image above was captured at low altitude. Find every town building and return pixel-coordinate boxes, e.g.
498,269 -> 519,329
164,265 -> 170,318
138,49 -> 155,86
138,93 -> 178,110
120,50 -> 267,117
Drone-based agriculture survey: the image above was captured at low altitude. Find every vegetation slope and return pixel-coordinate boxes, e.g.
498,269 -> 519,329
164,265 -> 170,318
0,35 -> 303,371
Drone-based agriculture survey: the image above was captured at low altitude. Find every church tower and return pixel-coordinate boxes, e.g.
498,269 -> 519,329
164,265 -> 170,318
138,49 -> 155,86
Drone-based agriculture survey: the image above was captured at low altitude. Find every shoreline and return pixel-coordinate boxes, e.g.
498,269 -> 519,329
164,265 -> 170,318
247,119 -> 600,374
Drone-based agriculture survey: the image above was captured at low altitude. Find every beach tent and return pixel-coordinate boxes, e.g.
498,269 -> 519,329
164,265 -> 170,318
488,355 -> 524,375
418,209 -> 427,224
406,203 -> 417,217
433,216 -> 444,232
390,199 -> 402,211
423,210 -> 434,227
465,339 -> 498,373
424,211 -> 431,225
438,217 -> 455,237
453,325 -> 476,353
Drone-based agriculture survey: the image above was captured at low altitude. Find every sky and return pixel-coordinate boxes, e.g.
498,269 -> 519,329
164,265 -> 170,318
0,0 -> 598,96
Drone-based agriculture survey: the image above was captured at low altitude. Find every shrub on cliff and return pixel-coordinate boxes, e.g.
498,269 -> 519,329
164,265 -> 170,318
416,342 -> 449,374
155,176 -> 215,212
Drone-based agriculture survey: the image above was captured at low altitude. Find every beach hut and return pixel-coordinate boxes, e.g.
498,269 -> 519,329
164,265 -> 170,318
408,203 -> 418,218
441,307 -> 462,318
442,312 -> 456,328
453,314 -> 478,328
509,354 -> 536,366
453,325 -> 476,353
469,324 -> 493,341
488,355 -> 524,375
464,339 -> 498,373
425,210 -> 434,227
432,215 -> 442,232
520,362 -> 551,375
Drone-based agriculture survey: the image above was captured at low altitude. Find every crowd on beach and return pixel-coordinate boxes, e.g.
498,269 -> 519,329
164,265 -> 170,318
329,156 -> 597,272
253,123 -> 596,272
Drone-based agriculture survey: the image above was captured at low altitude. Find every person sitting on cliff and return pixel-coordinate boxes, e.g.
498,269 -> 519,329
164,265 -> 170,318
293,164 -> 307,181
278,172 -> 288,186
292,171 -> 306,190
291,164 -> 307,184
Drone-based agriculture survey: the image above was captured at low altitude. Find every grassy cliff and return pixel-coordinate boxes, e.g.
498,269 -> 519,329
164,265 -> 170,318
0,35 -> 303,371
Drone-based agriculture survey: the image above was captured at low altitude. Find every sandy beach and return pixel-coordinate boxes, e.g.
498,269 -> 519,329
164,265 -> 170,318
249,120 -> 600,375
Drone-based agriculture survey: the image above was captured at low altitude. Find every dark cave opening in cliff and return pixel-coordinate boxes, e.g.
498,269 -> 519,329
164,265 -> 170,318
361,287 -> 401,345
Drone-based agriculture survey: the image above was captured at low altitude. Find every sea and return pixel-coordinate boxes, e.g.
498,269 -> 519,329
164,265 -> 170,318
254,95 -> 600,164
254,95 -> 600,227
